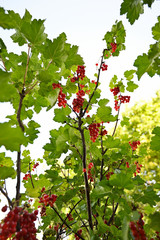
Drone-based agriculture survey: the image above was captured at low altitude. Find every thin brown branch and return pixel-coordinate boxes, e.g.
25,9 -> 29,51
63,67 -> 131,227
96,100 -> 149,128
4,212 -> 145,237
71,144 -> 82,158
112,101 -> 121,137
16,150 -> 21,206
0,186 -> 13,209
51,205 -> 85,240
29,162 -> 35,188
82,49 -> 105,117
57,199 -> 83,238
107,202 -> 118,226
78,120 -> 93,230
103,197 -> 109,220
25,81 -> 39,95
0,55 -> 7,71
67,103 -> 79,119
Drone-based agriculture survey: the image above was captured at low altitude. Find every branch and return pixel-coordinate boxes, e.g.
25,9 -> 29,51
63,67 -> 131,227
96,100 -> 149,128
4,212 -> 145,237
51,205 -> 85,240
112,101 -> 121,137
71,144 -> 82,159
25,81 -> 38,95
67,103 -> 79,119
0,55 -> 7,71
29,162 -> 35,189
78,120 -> 93,230
17,92 -> 25,132
82,49 -> 105,117
57,199 -> 83,238
107,202 -> 118,226
0,186 -> 13,208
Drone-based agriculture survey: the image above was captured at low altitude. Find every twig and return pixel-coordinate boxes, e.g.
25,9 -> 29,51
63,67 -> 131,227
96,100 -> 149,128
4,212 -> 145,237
25,81 -> 39,95
66,122 -> 79,130
112,101 -> 121,137
0,55 -> 7,71
78,120 -> 93,230
51,205 -> 85,240
29,162 -> 35,188
67,103 -> 79,119
0,186 -> 13,208
82,49 -> 105,117
16,150 -> 21,206
107,202 -> 118,226
71,144 -> 82,159
103,197 -> 109,220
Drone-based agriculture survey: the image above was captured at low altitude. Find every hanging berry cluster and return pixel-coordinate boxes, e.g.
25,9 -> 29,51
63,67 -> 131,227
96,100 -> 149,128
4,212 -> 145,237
72,89 -> 85,113
110,86 -> 131,111
39,193 -> 57,207
70,65 -> 85,82
129,141 -> 141,151
111,42 -> 117,53
0,207 -> 38,240
89,122 -> 107,142
129,213 -> 146,240
52,83 -> 67,108
75,229 -> 82,240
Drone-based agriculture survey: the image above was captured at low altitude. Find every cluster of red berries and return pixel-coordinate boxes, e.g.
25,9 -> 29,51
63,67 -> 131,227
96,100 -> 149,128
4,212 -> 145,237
129,141 -> 141,151
91,80 -> 97,84
52,83 -> 67,108
54,224 -> 59,232
101,63 -> 108,71
67,213 -> 73,221
70,76 -> 78,82
134,161 -> 142,176
130,213 -> 146,240
32,162 -> 39,170
118,95 -> 130,103
39,193 -> 57,208
88,123 -> 100,142
75,229 -> 82,240
23,173 -> 31,181
83,163 -> 94,181
114,100 -> 120,111
0,207 -> 38,240
76,65 -> 85,80
72,89 -> 85,113
106,171 -> 114,180
110,86 -> 120,96
100,129 -> 108,136
111,42 -> 117,53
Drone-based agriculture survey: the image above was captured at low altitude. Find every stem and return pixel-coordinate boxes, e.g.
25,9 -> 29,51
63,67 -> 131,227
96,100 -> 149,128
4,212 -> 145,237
17,92 -> 25,132
16,150 -> 21,206
112,101 -> 121,137
25,81 -> 38,95
0,186 -> 13,209
82,49 -> 105,117
78,120 -> 93,230
107,202 -> 118,226
52,205 -> 85,240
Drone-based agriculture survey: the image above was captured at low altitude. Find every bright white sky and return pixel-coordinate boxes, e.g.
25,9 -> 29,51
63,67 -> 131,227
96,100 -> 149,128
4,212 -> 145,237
0,0 -> 160,227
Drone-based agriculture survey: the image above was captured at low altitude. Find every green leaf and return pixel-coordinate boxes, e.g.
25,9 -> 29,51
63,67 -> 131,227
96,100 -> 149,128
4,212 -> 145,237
54,106 -> 71,123
0,166 -> 16,180
0,38 -> 6,52
91,182 -> 110,200
0,123 -> 26,151
120,0 -> 144,25
143,0 -> 155,7
121,116 -> 130,126
20,19 -> 47,46
104,135 -> 121,148
149,212 -> 160,232
41,33 -> 68,66
0,152 -> 14,167
97,216 -> 108,234
126,81 -> 138,92
150,126 -> 160,151
152,16 -> 160,41
46,88 -> 60,111
0,70 -> 16,102
124,70 -> 136,81
97,106 -> 117,122
109,172 -> 134,189
65,44 -> 84,69
98,99 -> 109,107
134,53 -> 155,80
0,7 -> 21,29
